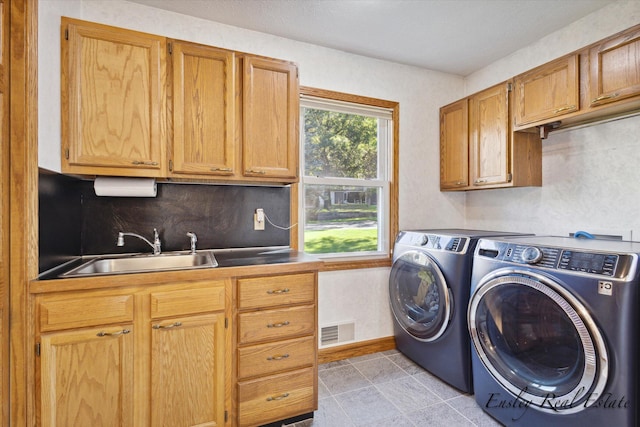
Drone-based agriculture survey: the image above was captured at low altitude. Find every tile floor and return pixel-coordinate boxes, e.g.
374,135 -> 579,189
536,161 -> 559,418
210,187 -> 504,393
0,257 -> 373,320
284,349 -> 502,427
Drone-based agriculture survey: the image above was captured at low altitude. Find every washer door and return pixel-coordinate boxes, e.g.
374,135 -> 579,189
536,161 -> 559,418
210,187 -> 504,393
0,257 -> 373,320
389,250 -> 451,342
468,269 -> 608,414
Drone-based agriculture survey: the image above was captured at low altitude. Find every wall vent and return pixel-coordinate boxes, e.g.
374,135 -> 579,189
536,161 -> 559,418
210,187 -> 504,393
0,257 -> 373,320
320,321 -> 355,347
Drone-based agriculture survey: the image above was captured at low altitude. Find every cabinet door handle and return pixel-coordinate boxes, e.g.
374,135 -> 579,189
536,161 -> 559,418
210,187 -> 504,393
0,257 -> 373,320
266,392 -> 290,401
266,353 -> 290,361
592,93 -> 619,103
152,322 -> 183,330
474,179 -> 487,184
455,181 -> 465,186
97,329 -> 130,337
210,167 -> 232,172
131,160 -> 159,166
554,105 -> 576,114
245,169 -> 267,175
267,288 -> 290,295
267,321 -> 290,328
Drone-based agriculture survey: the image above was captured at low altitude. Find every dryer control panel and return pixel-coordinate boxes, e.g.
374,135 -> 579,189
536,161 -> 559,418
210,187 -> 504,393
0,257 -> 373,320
396,232 -> 470,253
504,245 -> 619,276
476,240 -> 637,279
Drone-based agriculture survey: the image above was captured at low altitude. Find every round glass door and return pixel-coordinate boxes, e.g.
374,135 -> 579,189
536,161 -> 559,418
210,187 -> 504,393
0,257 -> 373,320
389,250 -> 451,342
468,269 -> 608,413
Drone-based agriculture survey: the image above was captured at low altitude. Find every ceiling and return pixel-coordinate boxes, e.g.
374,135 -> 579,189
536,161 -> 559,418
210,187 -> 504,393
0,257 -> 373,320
127,0 -> 617,76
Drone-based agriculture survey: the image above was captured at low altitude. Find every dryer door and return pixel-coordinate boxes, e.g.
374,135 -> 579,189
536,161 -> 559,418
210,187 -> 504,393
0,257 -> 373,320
468,269 -> 608,414
389,250 -> 451,342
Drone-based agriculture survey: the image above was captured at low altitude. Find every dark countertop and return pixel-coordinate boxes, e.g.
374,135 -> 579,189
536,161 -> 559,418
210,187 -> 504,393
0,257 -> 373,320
212,246 -> 318,267
36,246 -> 321,281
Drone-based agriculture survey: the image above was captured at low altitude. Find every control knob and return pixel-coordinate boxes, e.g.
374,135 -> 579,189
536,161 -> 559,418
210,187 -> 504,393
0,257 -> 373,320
521,246 -> 543,264
420,234 -> 429,246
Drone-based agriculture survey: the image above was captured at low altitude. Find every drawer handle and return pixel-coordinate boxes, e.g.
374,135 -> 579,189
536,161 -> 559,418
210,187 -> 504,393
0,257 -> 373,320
131,160 -> 159,166
474,179 -> 487,184
267,288 -> 290,295
267,321 -> 290,328
267,353 -> 290,361
153,322 -> 183,330
266,393 -> 290,402
245,169 -> 267,175
97,329 -> 130,337
554,105 -> 575,114
592,93 -> 619,103
210,167 -> 232,172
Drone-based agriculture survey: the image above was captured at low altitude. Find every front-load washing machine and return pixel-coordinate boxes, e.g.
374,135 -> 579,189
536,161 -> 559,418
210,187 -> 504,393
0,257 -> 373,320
468,235 -> 640,426
389,229 -> 531,393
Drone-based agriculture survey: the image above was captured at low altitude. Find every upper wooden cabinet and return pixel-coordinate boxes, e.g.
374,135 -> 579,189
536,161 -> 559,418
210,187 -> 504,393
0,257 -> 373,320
512,23 -> 640,132
242,56 -> 299,180
513,54 -> 579,127
61,18 -> 167,177
439,99 -> 469,190
168,40 -> 236,178
469,83 -> 511,187
587,25 -> 640,109
440,82 -> 542,191
61,18 -> 299,184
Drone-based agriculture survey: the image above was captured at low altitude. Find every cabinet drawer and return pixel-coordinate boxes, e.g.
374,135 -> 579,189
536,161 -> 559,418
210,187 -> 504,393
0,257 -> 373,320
238,273 -> 315,310
238,367 -> 316,427
239,305 -> 315,344
238,336 -> 315,379
150,281 -> 226,319
38,291 -> 134,332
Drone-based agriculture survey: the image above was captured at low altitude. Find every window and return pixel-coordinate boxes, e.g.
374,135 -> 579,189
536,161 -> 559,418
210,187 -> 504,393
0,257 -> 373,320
299,88 -> 398,268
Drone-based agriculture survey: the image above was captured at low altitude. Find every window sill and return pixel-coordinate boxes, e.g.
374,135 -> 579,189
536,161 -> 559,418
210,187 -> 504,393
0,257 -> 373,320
318,255 -> 392,271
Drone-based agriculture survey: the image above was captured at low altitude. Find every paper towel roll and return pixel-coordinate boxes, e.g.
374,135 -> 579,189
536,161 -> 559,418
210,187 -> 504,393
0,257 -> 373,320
94,177 -> 157,197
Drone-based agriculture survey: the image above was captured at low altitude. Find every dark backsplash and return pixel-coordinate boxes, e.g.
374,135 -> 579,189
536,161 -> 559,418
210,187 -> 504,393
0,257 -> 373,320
39,169 -> 291,274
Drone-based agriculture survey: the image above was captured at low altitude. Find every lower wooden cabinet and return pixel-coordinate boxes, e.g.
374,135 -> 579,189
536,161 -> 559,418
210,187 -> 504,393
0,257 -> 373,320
236,272 -> 318,427
36,280 -> 229,427
40,324 -> 135,427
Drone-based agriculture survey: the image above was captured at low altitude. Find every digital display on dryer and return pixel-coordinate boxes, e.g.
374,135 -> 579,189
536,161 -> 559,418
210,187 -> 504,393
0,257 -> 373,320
568,252 -> 605,271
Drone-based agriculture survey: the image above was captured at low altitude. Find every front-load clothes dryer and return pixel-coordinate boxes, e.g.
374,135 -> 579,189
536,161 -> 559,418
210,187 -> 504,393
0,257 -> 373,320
389,229 -> 531,393
468,236 -> 640,427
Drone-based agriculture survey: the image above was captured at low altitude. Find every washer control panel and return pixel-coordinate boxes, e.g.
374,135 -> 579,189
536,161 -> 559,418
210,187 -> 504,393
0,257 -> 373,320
396,232 -> 470,253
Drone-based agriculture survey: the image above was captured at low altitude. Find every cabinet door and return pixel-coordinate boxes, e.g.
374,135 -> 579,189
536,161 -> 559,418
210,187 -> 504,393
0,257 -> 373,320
169,41 -> 235,177
242,56 -> 299,181
469,83 -> 510,187
150,313 -> 225,427
61,18 -> 166,177
514,54 -> 579,126
40,325 -> 135,427
439,99 -> 469,190
588,25 -> 640,107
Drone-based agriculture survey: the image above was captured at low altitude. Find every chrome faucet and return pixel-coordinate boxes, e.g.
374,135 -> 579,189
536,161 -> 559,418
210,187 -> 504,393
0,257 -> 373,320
186,232 -> 197,254
117,228 -> 162,255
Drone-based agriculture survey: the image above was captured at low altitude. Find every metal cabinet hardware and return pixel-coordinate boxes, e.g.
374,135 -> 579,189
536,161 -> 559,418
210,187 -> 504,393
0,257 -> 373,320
131,160 -> 159,166
266,393 -> 290,401
245,169 -> 266,174
266,288 -> 290,295
554,105 -> 576,114
153,322 -> 183,330
97,329 -> 131,337
267,321 -> 290,328
266,354 -> 290,361
210,167 -> 232,172
592,93 -> 619,103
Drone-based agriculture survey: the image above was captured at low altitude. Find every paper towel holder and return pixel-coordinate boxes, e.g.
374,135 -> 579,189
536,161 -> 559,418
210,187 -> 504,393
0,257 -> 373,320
94,177 -> 158,198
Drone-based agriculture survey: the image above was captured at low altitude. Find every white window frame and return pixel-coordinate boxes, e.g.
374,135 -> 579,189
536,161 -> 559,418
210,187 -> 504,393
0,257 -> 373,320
298,90 -> 397,265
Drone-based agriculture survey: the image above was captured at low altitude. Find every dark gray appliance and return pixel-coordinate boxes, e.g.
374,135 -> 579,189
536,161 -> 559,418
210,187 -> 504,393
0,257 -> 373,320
468,235 -> 640,426
389,229 -> 530,393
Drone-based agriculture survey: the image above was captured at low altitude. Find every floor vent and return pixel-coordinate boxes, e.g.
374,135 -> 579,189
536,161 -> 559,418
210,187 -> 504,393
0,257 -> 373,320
320,322 -> 355,347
